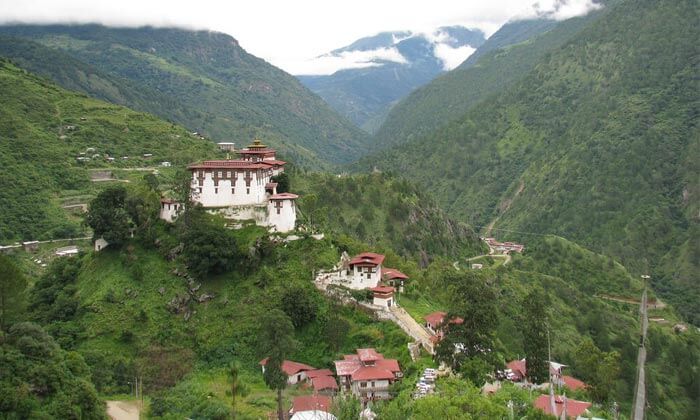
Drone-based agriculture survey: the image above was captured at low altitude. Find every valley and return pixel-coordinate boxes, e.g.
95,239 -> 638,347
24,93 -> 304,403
0,0 -> 698,419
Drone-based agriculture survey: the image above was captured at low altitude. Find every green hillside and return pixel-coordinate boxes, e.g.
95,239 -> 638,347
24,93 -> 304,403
371,9 -> 606,151
0,60 -> 218,242
366,0 -> 700,323
0,25 -> 369,166
292,171 -> 485,263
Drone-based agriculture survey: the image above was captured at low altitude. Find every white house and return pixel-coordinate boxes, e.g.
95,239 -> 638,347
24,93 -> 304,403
371,286 -> 395,308
259,358 -> 316,385
159,198 -> 182,223
334,348 -> 401,401
267,193 -> 298,233
217,142 -> 235,152
94,237 -> 109,252
347,253 -> 385,289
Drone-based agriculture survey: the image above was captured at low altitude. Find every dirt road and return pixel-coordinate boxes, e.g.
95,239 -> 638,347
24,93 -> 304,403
106,401 -> 139,420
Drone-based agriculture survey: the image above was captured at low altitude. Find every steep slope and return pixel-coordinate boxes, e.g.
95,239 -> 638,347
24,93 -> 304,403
0,24 -> 369,165
368,0 -> 700,322
297,27 -> 485,131
371,11 -> 607,151
0,60 -> 217,241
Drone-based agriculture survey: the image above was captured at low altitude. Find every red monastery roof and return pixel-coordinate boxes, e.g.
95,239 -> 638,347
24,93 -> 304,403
259,358 -> 315,376
382,267 -> 409,280
534,395 -> 591,418
349,252 -> 385,266
260,159 -> 286,166
188,160 -> 270,170
292,395 -> 331,413
370,286 -> 395,295
269,193 -> 299,200
424,311 -> 464,327
311,375 -> 338,391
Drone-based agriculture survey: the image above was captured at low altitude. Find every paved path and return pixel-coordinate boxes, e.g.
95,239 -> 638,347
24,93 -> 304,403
389,306 -> 435,354
632,289 -> 648,420
106,401 -> 139,420
598,294 -> 665,309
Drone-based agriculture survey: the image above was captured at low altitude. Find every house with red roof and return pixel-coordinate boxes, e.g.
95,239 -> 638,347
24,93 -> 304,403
381,267 -> 409,291
533,394 -> 592,418
505,358 -> 586,390
333,348 -> 402,401
289,395 -> 336,420
424,311 -> 464,341
370,286 -> 396,308
260,358 -> 316,385
347,253 -> 385,289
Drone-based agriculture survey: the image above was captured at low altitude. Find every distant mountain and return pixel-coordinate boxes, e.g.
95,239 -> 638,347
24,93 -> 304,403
297,26 -> 486,131
364,0 -> 700,325
0,24 -> 369,166
371,13 -> 605,152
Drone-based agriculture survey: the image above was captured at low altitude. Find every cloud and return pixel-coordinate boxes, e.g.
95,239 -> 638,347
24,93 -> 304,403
515,0 -> 603,21
433,44 -> 477,70
293,47 -> 408,76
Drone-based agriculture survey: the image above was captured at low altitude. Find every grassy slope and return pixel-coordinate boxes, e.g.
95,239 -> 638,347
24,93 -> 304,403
367,0 -> 700,323
292,170 -> 486,263
0,25 -> 369,166
0,60 -> 218,242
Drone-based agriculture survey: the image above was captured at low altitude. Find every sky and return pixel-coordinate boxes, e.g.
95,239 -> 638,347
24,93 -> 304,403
0,0 -> 601,75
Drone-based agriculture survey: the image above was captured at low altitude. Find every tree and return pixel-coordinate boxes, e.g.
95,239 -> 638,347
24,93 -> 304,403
125,181 -> 160,234
281,285 -> 318,328
271,173 -> 290,193
574,337 -> 620,402
435,271 -> 499,383
85,186 -> 131,245
0,255 -> 27,331
178,207 -> 240,278
522,288 -> 549,384
257,309 -> 297,420
228,362 -> 244,418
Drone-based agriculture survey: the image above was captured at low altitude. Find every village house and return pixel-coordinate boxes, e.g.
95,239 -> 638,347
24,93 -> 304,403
334,348 -> 402,401
424,311 -> 464,341
370,286 -> 395,308
506,358 -> 586,390
289,395 -> 336,420
347,253 -> 385,289
54,245 -> 79,257
381,268 -> 409,291
483,237 -> 525,254
259,358 -> 316,385
159,198 -> 182,223
216,142 -> 235,152
94,237 -> 109,252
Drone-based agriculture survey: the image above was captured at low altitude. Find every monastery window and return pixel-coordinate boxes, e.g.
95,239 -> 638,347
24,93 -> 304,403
226,171 -> 231,178
198,188 -> 202,193
371,381 -> 375,387
371,268 -> 377,273
360,382 -> 367,388
277,208 -> 281,215
217,171 -> 222,178
214,187 -> 218,194
246,188 -> 250,194
231,188 -> 235,194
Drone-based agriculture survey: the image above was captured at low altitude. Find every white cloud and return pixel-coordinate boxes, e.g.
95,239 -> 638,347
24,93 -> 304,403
433,44 -> 477,70
294,47 -> 408,76
0,0 -> 603,74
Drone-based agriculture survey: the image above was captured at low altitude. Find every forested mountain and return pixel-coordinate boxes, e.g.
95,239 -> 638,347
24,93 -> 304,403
371,10 -> 607,151
0,24 -> 369,166
0,60 -> 218,241
297,27 -> 485,132
365,0 -> 700,323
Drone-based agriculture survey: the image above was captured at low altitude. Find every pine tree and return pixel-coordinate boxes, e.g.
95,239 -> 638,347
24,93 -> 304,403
522,288 -> 549,384
258,309 -> 297,420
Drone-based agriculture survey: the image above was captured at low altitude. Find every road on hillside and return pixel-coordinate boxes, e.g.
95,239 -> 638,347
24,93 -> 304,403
632,289 -> 648,420
106,401 -> 139,420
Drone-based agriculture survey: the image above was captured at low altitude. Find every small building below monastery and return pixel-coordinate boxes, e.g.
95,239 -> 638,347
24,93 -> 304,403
334,348 -> 402,401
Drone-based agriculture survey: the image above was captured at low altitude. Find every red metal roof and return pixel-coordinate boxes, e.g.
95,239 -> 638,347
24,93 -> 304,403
357,348 -> 383,362
292,395 -> 331,413
562,375 -> 586,391
507,359 -> 527,380
269,193 -> 299,200
533,394 -> 591,418
424,311 -> 447,326
349,252 -> 385,266
260,159 -> 287,166
188,160 -> 270,169
334,360 -> 361,376
311,375 -> 338,391
351,366 -> 395,381
259,358 -> 315,376
381,267 -> 409,280
306,369 -> 334,379
370,286 -> 395,295
374,358 -> 400,372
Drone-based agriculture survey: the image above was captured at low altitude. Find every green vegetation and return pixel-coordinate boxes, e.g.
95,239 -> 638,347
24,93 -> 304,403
0,60 -> 217,242
368,0 -> 700,323
293,170 -> 486,263
0,25 -> 370,166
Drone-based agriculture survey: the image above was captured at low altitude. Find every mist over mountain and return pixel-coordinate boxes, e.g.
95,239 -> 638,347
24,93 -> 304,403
296,26 -> 486,131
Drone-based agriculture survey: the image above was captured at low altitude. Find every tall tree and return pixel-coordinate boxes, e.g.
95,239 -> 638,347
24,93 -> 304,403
258,309 -> 297,420
436,271 -> 499,383
0,255 -> 27,331
229,361 -> 243,419
522,288 -> 549,384
85,186 -> 131,245
178,207 -> 240,278
574,337 -> 620,402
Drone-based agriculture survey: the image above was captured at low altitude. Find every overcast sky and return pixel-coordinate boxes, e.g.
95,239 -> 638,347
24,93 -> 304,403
0,0 -> 601,74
